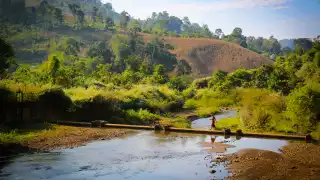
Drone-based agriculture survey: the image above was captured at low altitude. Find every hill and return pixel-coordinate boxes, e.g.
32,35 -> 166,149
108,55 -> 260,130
143,34 -> 273,75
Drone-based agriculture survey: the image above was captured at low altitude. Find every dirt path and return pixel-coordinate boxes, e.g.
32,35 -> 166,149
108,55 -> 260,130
223,143 -> 320,180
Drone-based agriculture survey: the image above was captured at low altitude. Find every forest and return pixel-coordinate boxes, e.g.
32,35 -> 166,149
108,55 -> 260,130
0,0 -> 320,140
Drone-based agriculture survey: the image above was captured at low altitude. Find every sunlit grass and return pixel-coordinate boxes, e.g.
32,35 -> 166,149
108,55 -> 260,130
160,117 -> 191,128
195,107 -> 220,117
0,130 -> 36,144
0,80 -> 54,93
216,117 -> 241,130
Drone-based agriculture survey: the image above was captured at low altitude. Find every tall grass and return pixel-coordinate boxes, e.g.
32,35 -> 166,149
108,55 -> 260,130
183,88 -> 237,116
0,130 -> 36,144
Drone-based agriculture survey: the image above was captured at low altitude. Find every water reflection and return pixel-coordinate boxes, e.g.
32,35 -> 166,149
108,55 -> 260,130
0,131 -> 288,180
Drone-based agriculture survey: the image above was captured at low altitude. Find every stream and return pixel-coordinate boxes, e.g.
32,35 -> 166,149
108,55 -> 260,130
0,110 -> 291,180
191,110 -> 237,129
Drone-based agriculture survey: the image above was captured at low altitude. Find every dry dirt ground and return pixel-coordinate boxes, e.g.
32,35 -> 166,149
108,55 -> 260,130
220,143 -> 320,180
143,34 -> 272,75
1,125 -> 133,157
24,126 -> 133,151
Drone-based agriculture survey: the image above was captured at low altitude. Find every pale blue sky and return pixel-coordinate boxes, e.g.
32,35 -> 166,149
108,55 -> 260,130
102,0 -> 320,39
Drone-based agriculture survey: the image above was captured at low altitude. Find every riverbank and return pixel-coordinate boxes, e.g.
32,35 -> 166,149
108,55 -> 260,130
221,143 -> 320,180
0,124 -> 133,157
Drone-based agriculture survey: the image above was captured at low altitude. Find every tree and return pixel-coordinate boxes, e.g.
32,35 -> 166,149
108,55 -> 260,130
61,38 -> 81,56
294,38 -> 313,51
269,36 -> 281,54
231,27 -> 242,38
286,83 -> 320,132
128,20 -> 142,33
124,55 -> 142,71
92,64 -> 112,83
215,29 -> 223,38
68,4 -> 84,26
53,8 -> 63,25
174,59 -> 192,76
48,56 -> 60,78
88,41 -> 113,63
200,24 -> 213,38
92,6 -> 99,23
105,16 -> 114,30
152,64 -> 168,84
253,64 -> 274,88
168,76 -> 192,91
0,38 -> 14,78
208,70 -> 228,89
120,11 -> 130,29
104,3 -> 113,11
282,47 -> 293,57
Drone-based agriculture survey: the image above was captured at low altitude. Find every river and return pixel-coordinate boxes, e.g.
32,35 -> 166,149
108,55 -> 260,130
191,110 -> 237,129
0,131 -> 288,180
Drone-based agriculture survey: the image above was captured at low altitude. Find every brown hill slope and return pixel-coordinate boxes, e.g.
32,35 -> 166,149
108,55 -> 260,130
143,34 -> 273,75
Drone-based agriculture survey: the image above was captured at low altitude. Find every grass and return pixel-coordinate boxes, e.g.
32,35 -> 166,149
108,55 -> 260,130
0,123 -> 54,144
183,88 -> 237,117
0,130 -> 37,144
160,117 -> 191,128
124,109 -> 160,124
216,117 -> 241,130
311,123 -> 320,140
195,107 -> 220,117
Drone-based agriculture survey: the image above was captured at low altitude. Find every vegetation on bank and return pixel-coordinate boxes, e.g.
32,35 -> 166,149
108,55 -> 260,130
0,0 -> 319,141
1,39 -> 320,137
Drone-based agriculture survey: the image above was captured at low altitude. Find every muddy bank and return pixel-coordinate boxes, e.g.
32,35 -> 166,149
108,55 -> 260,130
223,143 -> 320,180
1,125 -> 133,157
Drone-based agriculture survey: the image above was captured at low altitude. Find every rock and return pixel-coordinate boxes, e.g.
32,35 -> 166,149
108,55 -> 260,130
224,129 -> 231,135
305,134 -> 312,142
186,115 -> 200,121
291,166 -> 297,169
45,166 -> 52,170
209,170 -> 216,174
236,129 -> 243,136
154,124 -> 162,131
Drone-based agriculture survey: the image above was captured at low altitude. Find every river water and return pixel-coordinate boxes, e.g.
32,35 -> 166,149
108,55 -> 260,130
0,130 -> 288,180
191,110 -> 237,129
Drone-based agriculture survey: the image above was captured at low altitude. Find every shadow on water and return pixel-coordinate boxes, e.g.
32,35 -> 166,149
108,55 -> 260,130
0,130 -> 289,180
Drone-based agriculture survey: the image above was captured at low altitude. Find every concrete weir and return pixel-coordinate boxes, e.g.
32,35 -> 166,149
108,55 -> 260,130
51,121 -> 307,141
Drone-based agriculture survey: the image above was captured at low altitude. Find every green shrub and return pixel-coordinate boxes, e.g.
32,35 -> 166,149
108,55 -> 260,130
170,117 -> 191,128
124,109 -> 160,124
216,118 -> 241,130
195,107 -> 220,117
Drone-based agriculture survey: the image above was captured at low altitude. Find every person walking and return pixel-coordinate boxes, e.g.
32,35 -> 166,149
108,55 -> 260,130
210,115 -> 216,130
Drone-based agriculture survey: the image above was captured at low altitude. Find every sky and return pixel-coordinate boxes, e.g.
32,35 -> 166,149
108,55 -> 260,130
101,0 -> 320,39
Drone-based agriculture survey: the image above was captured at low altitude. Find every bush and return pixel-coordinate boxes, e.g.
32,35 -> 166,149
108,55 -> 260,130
170,117 -> 191,128
216,118 -> 241,130
124,109 -> 160,124
285,83 -> 320,132
195,107 -> 220,117
238,88 -> 286,132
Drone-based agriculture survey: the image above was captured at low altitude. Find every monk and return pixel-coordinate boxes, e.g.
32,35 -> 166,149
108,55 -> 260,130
210,115 -> 216,130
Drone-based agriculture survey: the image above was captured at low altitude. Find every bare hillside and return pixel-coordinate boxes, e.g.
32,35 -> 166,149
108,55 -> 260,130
143,34 -> 273,75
